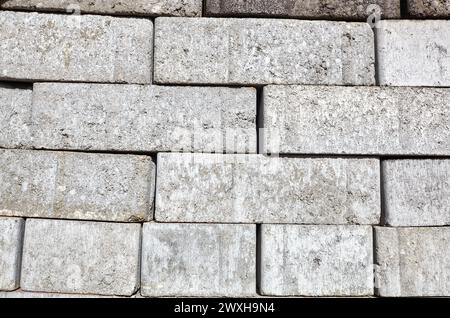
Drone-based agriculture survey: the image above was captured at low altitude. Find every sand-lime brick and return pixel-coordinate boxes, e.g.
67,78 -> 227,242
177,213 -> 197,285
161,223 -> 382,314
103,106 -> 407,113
141,223 -> 256,297
0,149 -> 155,222
375,227 -> 450,297
0,217 -> 24,291
156,153 -> 380,224
0,11 -> 152,83
263,85 -> 450,155
154,18 -> 375,85
31,83 -> 256,153
21,219 -> 141,296
260,225 -> 374,296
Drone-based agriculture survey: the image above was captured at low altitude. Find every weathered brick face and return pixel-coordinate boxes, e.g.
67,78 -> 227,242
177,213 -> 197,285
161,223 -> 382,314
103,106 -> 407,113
0,0 -> 449,299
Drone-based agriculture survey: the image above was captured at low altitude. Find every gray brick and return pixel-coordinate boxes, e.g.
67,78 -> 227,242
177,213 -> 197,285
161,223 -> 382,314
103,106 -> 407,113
0,218 -> 24,291
407,0 -> 450,17
263,85 -> 450,155
21,219 -> 141,296
0,149 -> 154,222
377,20 -> 450,86
261,225 -> 373,296
141,223 -> 256,297
0,85 -> 32,148
0,290 -> 116,298
206,0 -> 400,20
155,153 -> 380,224
375,227 -> 450,297
31,83 -> 256,153
0,11 -> 152,83
383,160 -> 450,226
0,0 -> 202,17
154,18 -> 375,85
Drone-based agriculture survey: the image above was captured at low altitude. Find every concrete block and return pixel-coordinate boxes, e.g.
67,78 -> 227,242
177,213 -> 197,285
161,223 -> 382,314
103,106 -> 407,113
407,0 -> 450,17
375,227 -> 450,297
155,153 -> 380,224
263,85 -> 450,155
383,160 -> 450,226
141,223 -> 256,297
0,290 -> 116,298
21,219 -> 141,296
260,225 -> 374,296
31,83 -> 256,153
206,0 -> 401,20
0,149 -> 154,222
154,18 -> 375,85
0,217 -> 24,291
377,20 -> 450,86
0,85 -> 32,148
0,0 -> 202,17
0,11 -> 152,83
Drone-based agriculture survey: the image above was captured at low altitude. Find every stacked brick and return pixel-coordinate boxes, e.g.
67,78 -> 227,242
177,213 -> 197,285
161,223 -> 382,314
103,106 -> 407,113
0,0 -> 449,298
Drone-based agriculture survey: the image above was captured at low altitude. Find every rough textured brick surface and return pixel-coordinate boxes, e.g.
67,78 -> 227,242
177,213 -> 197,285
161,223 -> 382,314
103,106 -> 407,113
407,0 -> 450,17
375,227 -> 450,297
263,85 -> 450,155
156,153 -> 380,224
261,225 -> 373,296
0,218 -> 24,291
0,11 -> 152,83
0,290 -> 118,298
0,149 -> 154,222
383,160 -> 450,226
141,223 -> 256,297
377,20 -> 450,87
0,85 -> 32,148
31,83 -> 256,153
0,0 -> 202,17
21,219 -> 141,296
206,0 -> 401,19
154,18 -> 375,85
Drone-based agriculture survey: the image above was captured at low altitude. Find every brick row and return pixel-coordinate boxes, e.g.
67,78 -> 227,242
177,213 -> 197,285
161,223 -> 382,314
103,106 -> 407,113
0,149 -> 155,222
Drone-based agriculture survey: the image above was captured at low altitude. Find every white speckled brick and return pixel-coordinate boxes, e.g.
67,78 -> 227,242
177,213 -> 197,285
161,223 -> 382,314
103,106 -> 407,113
0,217 -> 24,291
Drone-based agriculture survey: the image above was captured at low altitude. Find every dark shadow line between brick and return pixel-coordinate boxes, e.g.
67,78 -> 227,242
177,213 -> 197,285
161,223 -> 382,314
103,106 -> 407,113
379,161 -> 388,226
256,87 -> 264,155
400,0 -> 409,18
256,224 -> 262,296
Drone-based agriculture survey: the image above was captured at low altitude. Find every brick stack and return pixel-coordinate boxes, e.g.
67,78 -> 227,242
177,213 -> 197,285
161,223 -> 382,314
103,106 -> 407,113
0,0 -> 449,297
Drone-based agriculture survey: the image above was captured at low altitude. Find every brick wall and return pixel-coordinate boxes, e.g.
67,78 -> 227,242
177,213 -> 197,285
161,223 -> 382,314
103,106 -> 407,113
0,1 -> 449,298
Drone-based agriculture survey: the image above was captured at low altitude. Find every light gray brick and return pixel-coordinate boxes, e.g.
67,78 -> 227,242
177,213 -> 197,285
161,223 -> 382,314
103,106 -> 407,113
154,18 -> 375,85
0,217 -> 24,291
0,85 -> 32,148
261,225 -> 373,296
21,219 -> 141,296
141,223 -> 256,297
0,11 -> 152,83
407,0 -> 450,17
31,83 -> 256,153
263,85 -> 450,155
155,153 -> 380,224
383,160 -> 450,226
0,0 -> 202,17
0,290 -> 117,298
377,20 -> 450,86
206,0 -> 401,20
375,227 -> 450,297
0,149 -> 154,222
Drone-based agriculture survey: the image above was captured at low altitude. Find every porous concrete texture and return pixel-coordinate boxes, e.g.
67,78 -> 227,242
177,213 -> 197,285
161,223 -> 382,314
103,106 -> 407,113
375,227 -> 450,297
0,149 -> 154,222
260,225 -> 374,296
407,0 -> 450,17
377,20 -> 450,87
263,85 -> 450,155
31,83 -> 256,153
206,0 -> 401,19
0,290 -> 119,298
0,11 -> 152,83
141,223 -> 256,297
154,18 -> 375,85
156,153 -> 380,224
0,218 -> 24,291
0,85 -> 32,148
21,219 -> 141,296
0,0 -> 202,17
383,160 -> 450,226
